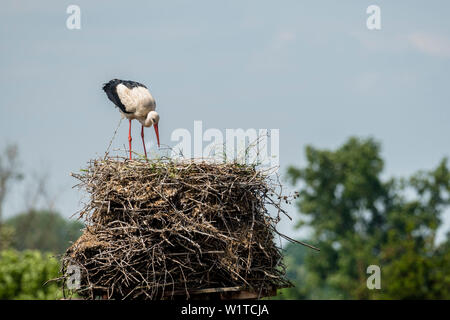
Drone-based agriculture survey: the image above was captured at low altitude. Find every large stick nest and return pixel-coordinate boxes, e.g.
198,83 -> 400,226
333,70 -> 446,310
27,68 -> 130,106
61,157 -> 297,300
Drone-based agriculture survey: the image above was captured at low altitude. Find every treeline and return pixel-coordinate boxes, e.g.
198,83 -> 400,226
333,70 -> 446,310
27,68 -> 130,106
0,144 -> 83,299
276,137 -> 450,299
0,211 -> 83,299
5,210 -> 83,254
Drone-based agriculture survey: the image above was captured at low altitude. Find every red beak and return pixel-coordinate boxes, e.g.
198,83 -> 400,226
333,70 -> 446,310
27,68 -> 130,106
153,123 -> 160,148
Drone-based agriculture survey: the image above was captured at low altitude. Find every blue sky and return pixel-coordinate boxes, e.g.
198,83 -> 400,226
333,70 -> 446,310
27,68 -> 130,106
1,1 -> 449,242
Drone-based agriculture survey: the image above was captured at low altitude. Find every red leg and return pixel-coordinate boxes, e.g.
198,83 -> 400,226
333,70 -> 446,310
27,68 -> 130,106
141,125 -> 147,159
128,119 -> 132,160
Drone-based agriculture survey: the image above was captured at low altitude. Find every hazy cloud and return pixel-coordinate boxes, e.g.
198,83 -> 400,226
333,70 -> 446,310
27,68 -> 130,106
350,31 -> 408,53
247,30 -> 297,72
408,32 -> 450,58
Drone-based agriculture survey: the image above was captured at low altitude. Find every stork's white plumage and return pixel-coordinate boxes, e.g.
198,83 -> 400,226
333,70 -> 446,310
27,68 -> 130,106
102,79 -> 160,159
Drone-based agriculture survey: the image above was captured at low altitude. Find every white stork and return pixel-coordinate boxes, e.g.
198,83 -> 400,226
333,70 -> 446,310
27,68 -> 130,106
102,79 -> 160,159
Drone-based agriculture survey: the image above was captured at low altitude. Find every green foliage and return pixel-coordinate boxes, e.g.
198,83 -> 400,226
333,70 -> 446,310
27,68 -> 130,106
0,249 -> 62,299
381,237 -> 450,299
0,224 -> 15,250
285,137 -> 450,299
5,210 -> 83,254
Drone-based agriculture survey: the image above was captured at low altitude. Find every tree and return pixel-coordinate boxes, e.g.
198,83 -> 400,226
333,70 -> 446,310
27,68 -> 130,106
286,137 -> 450,299
5,210 -> 84,254
0,144 -> 22,249
0,249 -> 62,299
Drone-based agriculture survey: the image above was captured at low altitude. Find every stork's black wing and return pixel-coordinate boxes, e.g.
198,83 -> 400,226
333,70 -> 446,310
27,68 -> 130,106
102,79 -> 132,114
121,80 -> 147,89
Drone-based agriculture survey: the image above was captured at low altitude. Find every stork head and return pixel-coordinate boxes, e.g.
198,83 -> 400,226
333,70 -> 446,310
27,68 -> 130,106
144,111 -> 160,148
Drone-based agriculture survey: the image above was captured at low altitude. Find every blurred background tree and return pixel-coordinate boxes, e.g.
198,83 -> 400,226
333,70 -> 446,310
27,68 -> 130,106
5,210 -> 83,255
0,249 -> 62,299
279,137 -> 450,299
0,144 -> 23,250
0,145 -> 83,299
